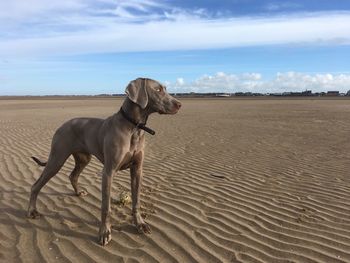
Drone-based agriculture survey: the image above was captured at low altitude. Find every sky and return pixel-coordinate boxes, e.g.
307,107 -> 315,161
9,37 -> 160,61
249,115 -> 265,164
0,0 -> 350,95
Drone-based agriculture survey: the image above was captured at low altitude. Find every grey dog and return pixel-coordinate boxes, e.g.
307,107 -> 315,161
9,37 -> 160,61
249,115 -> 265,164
27,78 -> 181,245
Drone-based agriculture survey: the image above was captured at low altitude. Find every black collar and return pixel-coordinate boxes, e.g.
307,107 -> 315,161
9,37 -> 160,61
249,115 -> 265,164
119,107 -> 155,135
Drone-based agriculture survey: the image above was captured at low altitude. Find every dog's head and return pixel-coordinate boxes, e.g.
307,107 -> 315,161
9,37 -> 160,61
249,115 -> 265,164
125,78 -> 181,114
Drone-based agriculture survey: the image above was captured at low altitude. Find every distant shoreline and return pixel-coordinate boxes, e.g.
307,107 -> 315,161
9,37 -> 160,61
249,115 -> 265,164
1,95 -> 350,100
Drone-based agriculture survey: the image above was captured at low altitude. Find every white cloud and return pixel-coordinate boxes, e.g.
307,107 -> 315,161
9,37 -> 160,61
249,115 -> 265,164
169,72 -> 263,93
95,0 -> 166,20
175,77 -> 185,86
0,0 -> 85,19
264,72 -> 350,92
0,0 -> 349,57
167,72 -> 350,93
0,0 -> 164,19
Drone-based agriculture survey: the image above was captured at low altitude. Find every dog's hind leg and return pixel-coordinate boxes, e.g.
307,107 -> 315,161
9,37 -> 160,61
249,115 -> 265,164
69,152 -> 91,196
27,145 -> 70,218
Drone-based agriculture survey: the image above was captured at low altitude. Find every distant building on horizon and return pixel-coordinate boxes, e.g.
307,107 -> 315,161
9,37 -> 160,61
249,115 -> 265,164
326,91 -> 340,96
216,93 -> 231,97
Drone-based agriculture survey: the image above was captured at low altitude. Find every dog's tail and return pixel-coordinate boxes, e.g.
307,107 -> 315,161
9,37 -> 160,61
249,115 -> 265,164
31,156 -> 47,167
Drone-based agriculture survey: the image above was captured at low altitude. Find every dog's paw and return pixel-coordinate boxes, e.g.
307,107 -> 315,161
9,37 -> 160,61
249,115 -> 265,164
27,209 -> 41,219
136,223 -> 152,234
98,225 -> 112,246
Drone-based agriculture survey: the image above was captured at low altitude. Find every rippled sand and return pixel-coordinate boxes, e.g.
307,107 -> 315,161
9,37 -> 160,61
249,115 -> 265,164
1,98 -> 350,263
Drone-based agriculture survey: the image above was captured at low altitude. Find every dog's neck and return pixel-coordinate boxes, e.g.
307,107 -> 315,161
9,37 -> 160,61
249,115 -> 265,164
120,98 -> 155,135
121,98 -> 150,124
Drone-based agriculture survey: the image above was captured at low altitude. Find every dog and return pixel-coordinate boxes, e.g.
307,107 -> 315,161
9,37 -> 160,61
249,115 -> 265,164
27,78 -> 181,245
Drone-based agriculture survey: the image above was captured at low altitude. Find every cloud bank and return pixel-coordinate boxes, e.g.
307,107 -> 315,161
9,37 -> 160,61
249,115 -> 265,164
0,0 -> 350,57
168,72 -> 350,93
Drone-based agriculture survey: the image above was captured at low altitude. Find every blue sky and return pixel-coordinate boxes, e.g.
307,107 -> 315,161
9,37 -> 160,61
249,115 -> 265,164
0,0 -> 350,95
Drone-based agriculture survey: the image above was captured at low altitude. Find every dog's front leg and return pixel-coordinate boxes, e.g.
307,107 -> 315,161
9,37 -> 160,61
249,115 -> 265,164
99,142 -> 128,246
99,165 -> 115,246
130,151 -> 151,234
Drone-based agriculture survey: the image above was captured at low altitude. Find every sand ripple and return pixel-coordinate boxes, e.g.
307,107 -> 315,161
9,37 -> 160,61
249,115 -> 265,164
1,99 -> 350,262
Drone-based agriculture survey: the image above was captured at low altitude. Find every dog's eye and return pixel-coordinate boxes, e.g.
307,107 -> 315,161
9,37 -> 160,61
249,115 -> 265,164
156,87 -> 163,92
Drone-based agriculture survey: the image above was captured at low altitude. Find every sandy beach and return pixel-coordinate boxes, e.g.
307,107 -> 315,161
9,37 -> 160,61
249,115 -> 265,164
1,98 -> 350,263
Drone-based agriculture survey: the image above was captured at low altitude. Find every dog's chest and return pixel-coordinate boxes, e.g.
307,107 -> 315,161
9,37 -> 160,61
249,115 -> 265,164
129,130 -> 144,152
119,131 -> 144,170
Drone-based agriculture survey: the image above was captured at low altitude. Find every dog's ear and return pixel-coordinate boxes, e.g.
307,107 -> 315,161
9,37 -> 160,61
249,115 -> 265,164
125,78 -> 149,109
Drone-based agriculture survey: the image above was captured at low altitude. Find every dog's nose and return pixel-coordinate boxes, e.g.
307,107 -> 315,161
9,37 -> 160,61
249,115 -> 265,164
174,101 -> 181,109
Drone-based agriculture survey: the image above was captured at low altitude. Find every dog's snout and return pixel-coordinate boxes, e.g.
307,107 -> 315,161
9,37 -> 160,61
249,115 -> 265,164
174,100 -> 181,110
